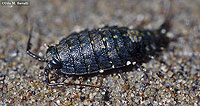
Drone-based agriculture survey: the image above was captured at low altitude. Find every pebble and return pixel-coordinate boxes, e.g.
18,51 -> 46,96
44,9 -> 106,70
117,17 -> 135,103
167,71 -> 174,78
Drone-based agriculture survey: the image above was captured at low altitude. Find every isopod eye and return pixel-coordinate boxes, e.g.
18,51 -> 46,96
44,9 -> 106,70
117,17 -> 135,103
50,58 -> 62,69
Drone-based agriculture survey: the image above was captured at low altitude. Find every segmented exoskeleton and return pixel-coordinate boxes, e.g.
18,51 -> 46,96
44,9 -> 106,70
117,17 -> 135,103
27,22 -> 170,85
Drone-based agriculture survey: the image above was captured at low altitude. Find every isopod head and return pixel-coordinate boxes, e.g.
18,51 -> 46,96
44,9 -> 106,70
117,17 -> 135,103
46,46 -> 62,69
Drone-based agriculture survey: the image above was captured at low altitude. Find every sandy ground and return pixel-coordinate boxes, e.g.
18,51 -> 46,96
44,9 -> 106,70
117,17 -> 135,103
0,0 -> 199,105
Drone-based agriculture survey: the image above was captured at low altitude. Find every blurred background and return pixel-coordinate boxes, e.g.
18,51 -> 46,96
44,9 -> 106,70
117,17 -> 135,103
0,0 -> 199,105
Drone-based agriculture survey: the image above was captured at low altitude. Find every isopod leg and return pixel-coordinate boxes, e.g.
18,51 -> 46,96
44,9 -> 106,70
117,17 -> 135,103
46,80 -> 106,92
44,66 -> 50,84
44,67 -> 109,100
136,64 -> 146,71
26,26 -> 47,62
98,74 -> 110,101
44,71 -> 108,97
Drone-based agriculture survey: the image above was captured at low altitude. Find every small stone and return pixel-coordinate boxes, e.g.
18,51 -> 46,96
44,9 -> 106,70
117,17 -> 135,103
56,100 -> 61,105
168,71 -> 174,78
68,102 -> 72,105
131,93 -> 134,97
161,65 -> 168,72
141,84 -> 146,88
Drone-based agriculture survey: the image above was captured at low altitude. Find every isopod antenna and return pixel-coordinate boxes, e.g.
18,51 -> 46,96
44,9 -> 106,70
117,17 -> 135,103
26,26 -> 48,62
155,0 -> 174,49
157,0 -> 174,35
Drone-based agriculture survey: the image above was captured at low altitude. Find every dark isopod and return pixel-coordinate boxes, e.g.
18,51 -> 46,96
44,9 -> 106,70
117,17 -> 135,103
26,21 -> 171,84
26,1 -> 173,97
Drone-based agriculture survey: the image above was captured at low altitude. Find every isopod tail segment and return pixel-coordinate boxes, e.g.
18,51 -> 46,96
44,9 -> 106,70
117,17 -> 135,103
26,26 -> 108,97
